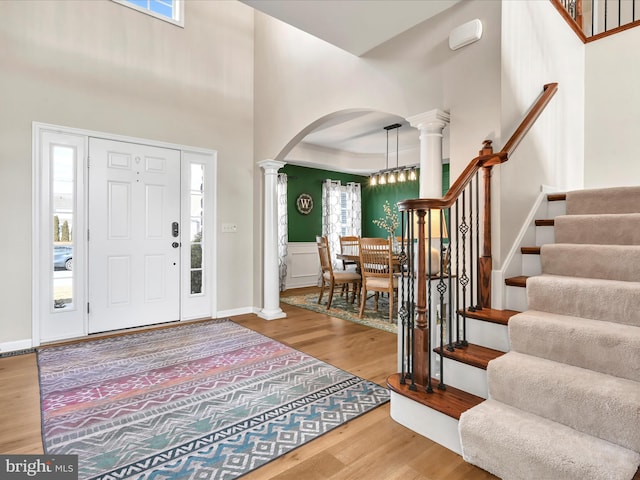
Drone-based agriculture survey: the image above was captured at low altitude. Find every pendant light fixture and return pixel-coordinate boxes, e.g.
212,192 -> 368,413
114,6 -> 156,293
369,122 -> 417,186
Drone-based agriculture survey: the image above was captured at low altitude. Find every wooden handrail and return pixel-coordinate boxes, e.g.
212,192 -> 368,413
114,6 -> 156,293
398,82 -> 558,212
500,82 -> 558,156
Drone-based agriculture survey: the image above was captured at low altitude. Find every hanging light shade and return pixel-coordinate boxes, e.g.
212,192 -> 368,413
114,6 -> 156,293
398,169 -> 407,182
388,171 -> 396,183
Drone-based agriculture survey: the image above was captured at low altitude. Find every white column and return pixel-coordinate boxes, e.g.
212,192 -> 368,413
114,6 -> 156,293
258,159 -> 287,320
407,109 -> 450,198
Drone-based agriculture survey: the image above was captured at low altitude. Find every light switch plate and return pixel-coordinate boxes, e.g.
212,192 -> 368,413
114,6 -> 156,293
221,223 -> 237,233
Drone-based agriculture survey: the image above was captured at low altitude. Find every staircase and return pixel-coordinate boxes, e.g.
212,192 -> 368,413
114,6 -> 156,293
389,186 -> 640,479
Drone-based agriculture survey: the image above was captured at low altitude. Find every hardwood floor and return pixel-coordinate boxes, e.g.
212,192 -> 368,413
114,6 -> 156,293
0,287 -> 496,479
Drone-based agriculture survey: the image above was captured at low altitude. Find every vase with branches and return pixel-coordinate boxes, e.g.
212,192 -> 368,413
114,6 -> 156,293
372,200 -> 400,250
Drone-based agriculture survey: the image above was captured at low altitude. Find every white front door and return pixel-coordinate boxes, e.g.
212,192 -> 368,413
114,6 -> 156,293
88,138 -> 181,333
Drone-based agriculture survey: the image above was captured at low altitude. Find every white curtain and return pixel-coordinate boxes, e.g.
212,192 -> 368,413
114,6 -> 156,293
277,173 -> 288,291
345,182 -> 362,237
322,179 -> 361,268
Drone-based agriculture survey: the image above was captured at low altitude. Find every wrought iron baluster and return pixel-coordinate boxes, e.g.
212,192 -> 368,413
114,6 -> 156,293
426,209 -> 433,393
408,210 -> 417,391
475,171 -> 482,309
399,211 -> 408,385
458,190 -> 469,347
468,178 -> 475,313
437,209 -> 447,390
454,199 -> 461,347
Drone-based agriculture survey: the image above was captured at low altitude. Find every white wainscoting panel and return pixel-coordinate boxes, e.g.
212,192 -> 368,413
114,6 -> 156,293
285,242 -> 320,289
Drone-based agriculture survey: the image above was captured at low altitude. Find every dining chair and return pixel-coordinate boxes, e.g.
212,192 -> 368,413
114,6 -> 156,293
358,237 -> 398,321
316,236 -> 361,309
339,235 -> 360,302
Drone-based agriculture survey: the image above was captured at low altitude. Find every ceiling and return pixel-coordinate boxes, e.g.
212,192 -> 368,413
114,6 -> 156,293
241,0 -> 460,161
241,0 -> 460,56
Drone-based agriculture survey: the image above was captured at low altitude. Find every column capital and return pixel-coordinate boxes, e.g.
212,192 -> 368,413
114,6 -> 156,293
258,159 -> 286,173
407,109 -> 450,132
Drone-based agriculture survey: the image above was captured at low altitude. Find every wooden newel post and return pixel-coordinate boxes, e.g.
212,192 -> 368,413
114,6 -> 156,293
413,209 -> 431,390
479,140 -> 493,308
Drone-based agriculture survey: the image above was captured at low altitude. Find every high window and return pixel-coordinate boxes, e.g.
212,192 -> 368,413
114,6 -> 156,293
113,0 -> 184,27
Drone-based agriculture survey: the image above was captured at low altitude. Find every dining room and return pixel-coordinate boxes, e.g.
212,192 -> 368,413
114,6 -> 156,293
277,161 -> 450,326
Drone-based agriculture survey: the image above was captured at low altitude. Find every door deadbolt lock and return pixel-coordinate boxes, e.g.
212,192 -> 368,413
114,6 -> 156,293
172,222 -> 179,237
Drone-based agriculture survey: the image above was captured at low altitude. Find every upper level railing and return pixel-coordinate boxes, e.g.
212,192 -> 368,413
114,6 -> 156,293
395,83 -> 558,392
553,0 -> 640,42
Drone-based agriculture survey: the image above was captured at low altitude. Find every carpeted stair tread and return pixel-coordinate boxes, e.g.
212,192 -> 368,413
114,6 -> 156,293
566,186 -> 640,215
459,399 -> 640,480
505,275 -> 528,287
509,310 -> 640,382
460,308 -> 519,325
521,246 -> 540,255
527,274 -> 640,327
541,244 -> 640,282
487,351 -> 640,451
387,373 -> 483,420
434,343 -> 505,370
555,213 -> 640,245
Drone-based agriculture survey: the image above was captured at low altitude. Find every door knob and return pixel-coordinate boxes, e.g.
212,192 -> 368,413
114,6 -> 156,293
172,242 -> 180,248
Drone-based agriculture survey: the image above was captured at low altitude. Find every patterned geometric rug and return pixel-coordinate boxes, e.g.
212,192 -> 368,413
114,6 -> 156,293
37,320 -> 390,480
281,291 -> 397,334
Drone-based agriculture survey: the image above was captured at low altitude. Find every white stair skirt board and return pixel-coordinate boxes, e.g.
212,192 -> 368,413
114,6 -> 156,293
521,254 -> 542,276
466,318 -> 509,352
535,225 -> 555,246
505,284 -> 528,312
547,199 -> 567,218
390,391 -> 462,455
441,357 -> 488,399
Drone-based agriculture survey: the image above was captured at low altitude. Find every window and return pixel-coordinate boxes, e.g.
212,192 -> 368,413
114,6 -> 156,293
51,145 -> 76,311
322,180 -> 361,267
189,164 -> 205,295
113,0 -> 184,27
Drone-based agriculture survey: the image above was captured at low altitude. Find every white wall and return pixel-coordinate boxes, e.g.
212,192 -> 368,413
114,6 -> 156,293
585,26 -> 640,187
0,0 -> 255,344
497,0 -> 585,268
253,1 -> 502,173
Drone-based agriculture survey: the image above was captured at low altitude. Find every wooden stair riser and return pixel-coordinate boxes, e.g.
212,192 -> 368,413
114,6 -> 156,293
547,197 -> 567,218
465,317 -> 510,352
439,359 -> 488,398
522,253 -> 542,276
535,224 -> 555,246
505,284 -> 528,312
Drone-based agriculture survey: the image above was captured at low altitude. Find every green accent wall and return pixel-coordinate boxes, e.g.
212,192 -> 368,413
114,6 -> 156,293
281,163 -> 450,241
362,164 -> 450,237
362,181 -> 419,237
282,164 -> 368,242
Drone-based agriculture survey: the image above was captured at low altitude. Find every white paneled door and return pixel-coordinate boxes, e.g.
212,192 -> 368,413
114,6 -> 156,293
88,138 -> 181,333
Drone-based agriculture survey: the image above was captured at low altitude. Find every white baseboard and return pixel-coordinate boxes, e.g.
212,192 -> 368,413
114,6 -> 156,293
216,306 -> 258,318
0,339 -> 34,354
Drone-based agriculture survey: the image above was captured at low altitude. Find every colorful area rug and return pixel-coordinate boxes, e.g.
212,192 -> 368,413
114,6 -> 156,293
281,291 -> 397,334
37,320 -> 390,480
